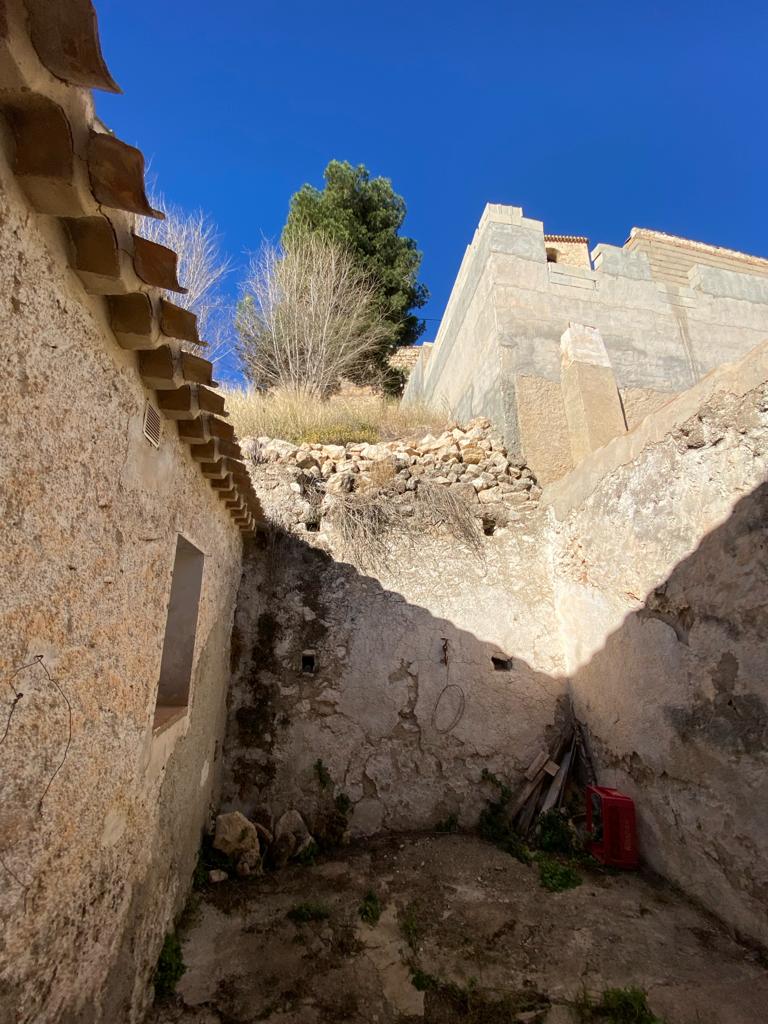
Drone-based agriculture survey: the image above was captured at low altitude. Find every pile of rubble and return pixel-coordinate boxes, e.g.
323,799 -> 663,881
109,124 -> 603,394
243,417 -> 541,534
209,808 -> 316,881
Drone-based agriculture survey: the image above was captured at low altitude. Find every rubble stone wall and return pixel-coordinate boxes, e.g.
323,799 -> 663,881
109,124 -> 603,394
222,421 -> 567,838
0,137 -> 241,1023
546,341 -> 768,947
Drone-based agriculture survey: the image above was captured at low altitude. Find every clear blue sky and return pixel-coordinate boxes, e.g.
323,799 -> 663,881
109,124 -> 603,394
96,0 -> 767,374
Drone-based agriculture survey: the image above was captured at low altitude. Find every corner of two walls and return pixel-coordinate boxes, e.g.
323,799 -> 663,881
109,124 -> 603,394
543,342 -> 768,948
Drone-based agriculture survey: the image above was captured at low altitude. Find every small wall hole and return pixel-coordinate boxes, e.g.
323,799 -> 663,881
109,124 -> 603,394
301,651 -> 317,674
305,520 -> 320,533
491,655 -> 514,671
482,519 -> 496,536
546,247 -> 559,264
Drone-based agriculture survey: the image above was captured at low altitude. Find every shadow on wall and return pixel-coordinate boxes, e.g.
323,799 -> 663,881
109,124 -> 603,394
569,480 -> 768,948
223,525 -> 568,837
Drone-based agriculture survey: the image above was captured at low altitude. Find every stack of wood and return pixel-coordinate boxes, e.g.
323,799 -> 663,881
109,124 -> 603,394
511,722 -> 596,837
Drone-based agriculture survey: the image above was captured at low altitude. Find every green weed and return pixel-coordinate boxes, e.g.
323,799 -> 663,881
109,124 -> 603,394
314,758 -> 331,789
537,855 -> 582,892
574,986 -> 665,1023
410,968 -> 439,991
435,813 -> 459,833
358,889 -> 382,925
399,902 -> 423,951
153,932 -> 185,999
286,901 -> 331,923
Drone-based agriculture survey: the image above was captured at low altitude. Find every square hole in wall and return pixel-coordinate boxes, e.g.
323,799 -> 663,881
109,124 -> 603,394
491,655 -> 514,671
153,535 -> 205,733
301,651 -> 316,674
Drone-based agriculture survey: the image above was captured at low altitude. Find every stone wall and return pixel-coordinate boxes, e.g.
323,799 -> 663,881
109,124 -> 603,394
0,119 -> 242,1023
404,204 -> 768,485
544,340 -> 768,947
222,422 -> 565,838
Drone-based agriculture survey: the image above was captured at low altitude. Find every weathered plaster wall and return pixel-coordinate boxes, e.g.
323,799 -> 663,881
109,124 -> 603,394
545,342 -> 768,947
404,204 -> 768,484
0,138 -> 242,1022
223,516 -> 566,839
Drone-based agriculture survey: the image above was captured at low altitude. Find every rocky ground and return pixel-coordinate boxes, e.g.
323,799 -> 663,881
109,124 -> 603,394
243,418 -> 541,538
148,834 -> 768,1024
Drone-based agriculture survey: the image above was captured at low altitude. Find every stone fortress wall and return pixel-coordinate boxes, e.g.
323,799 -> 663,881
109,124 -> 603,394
403,204 -> 768,485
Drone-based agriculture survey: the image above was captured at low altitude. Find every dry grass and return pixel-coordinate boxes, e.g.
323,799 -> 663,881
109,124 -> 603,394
222,386 -> 448,445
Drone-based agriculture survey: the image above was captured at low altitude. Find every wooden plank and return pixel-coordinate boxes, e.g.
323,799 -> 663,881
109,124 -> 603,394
540,750 -> 572,816
524,749 -> 548,781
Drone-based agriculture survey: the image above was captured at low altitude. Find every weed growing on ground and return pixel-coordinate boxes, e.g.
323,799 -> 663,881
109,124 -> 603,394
294,840 -> 319,865
537,855 -> 582,892
574,986 -> 665,1023
410,968 -> 439,991
399,902 -> 423,951
286,901 -> 331,923
358,889 -> 382,925
535,809 -> 582,858
314,758 -> 331,790
477,769 -> 531,864
418,976 -> 550,1022
435,812 -> 459,833
153,932 -> 185,998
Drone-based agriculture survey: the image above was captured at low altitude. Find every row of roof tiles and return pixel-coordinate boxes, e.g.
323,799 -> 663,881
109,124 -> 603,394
0,0 -> 261,533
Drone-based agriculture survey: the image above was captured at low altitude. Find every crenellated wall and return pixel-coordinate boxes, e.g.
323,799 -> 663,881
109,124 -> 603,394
404,204 -> 768,485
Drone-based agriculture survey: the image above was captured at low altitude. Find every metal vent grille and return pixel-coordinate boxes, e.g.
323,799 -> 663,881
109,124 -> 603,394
143,401 -> 161,447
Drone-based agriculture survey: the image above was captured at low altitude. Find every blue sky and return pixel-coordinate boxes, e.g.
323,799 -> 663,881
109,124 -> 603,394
96,1 -> 768,376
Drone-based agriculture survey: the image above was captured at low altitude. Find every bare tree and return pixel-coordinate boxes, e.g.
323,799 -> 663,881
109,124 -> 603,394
235,234 -> 388,397
137,194 -> 231,361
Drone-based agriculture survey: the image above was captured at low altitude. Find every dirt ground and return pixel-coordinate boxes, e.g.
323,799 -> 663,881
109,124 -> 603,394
149,833 -> 768,1024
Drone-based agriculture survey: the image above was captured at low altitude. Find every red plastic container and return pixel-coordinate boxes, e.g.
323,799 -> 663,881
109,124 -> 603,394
586,785 -> 639,869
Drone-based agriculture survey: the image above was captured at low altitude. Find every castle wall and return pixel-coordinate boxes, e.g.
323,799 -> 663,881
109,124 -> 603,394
0,132 -> 242,1023
404,205 -> 768,486
545,342 -> 768,947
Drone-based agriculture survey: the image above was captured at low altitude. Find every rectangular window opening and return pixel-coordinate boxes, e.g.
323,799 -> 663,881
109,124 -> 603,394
153,535 -> 205,733
301,651 -> 317,674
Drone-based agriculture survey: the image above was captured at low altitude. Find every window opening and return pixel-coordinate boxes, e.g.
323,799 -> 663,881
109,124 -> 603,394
154,535 -> 205,732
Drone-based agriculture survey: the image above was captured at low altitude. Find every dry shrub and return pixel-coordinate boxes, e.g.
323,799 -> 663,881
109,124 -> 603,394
328,490 -> 409,572
416,483 -> 484,556
221,386 -> 446,446
328,480 -> 483,572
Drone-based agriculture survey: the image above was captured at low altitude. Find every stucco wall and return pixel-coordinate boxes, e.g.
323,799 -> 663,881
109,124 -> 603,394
544,343 -> 768,947
0,137 -> 242,1022
223,516 -> 566,838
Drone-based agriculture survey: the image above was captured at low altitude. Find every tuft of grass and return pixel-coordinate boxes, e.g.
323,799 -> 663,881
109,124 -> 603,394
314,758 -> 331,790
286,901 -> 331,923
410,968 -> 439,992
574,986 -> 665,1023
153,932 -> 185,999
537,855 -> 582,892
477,769 -> 531,864
222,386 -> 448,446
399,902 -> 423,951
535,809 -> 583,858
435,812 -> 459,834
358,889 -> 382,926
